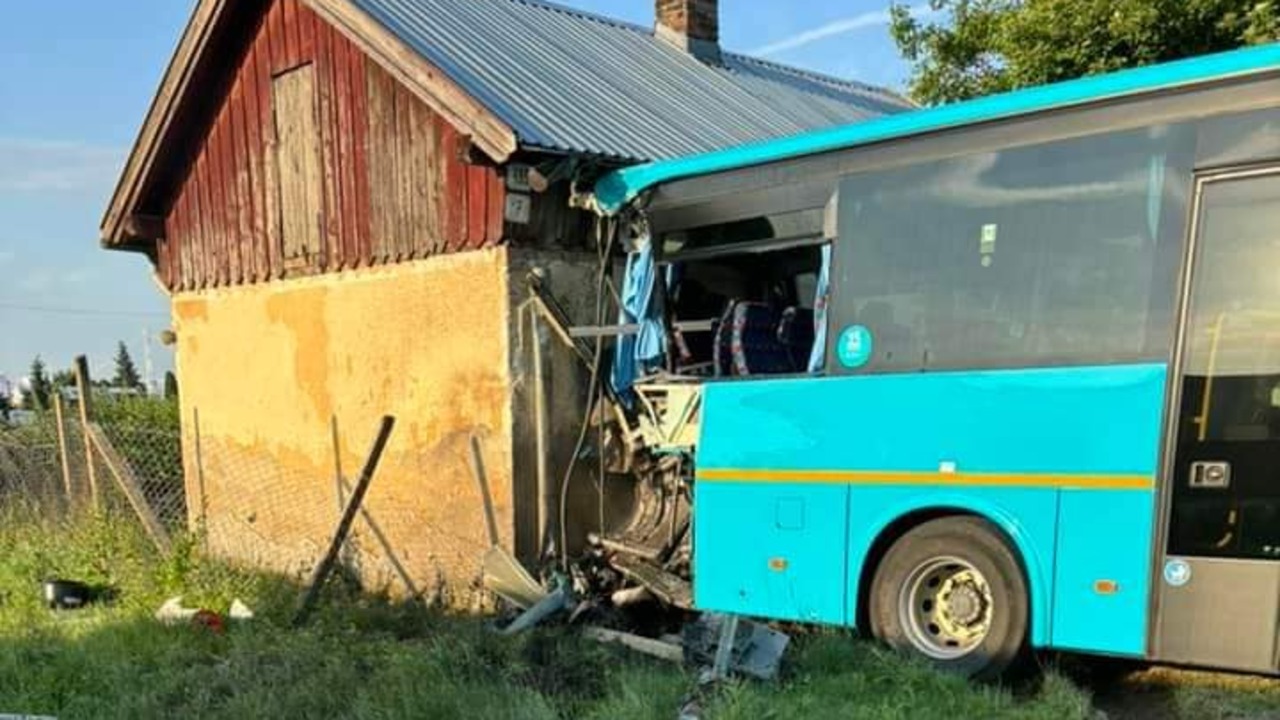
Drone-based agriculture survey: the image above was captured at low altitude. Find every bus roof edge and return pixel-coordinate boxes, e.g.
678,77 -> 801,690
592,42 -> 1280,216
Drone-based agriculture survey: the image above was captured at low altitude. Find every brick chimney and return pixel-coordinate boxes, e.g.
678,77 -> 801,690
656,0 -> 720,62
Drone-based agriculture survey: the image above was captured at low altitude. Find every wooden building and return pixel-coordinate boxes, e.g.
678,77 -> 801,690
101,0 -> 909,592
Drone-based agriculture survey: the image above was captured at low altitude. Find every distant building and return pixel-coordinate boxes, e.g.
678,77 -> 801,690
10,377 -> 31,410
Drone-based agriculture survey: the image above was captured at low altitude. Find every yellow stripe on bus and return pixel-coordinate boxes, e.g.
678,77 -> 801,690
694,468 -> 1154,490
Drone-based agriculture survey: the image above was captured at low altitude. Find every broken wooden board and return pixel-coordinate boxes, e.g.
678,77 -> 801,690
583,627 -> 684,664
86,423 -> 173,556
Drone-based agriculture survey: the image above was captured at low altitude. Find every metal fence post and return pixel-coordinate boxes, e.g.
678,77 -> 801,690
73,355 -> 98,510
193,407 -> 207,543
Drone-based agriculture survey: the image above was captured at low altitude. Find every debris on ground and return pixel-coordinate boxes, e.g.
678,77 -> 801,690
228,598 -> 254,621
154,596 -> 200,625
191,609 -> 226,635
155,596 -> 254,631
471,433 -> 548,611
583,627 -> 684,663
500,580 -> 573,635
483,547 -> 547,610
42,578 -> 110,611
605,553 -> 692,609
683,613 -> 791,681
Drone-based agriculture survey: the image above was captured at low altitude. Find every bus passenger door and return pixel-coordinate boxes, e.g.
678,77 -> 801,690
1155,168 -> 1280,672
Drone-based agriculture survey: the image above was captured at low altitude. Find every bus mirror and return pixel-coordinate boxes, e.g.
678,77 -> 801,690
1271,383 -> 1280,408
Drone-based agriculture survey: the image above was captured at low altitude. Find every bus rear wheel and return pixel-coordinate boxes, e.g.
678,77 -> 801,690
869,516 -> 1029,681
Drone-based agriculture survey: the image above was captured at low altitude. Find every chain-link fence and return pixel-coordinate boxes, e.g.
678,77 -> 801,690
0,383 -> 459,608
0,391 -> 185,542
0,416 -> 71,515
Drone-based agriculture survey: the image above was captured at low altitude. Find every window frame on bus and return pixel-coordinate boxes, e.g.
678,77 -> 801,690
824,124 -> 1199,376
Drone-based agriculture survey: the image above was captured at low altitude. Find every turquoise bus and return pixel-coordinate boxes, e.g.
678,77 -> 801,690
588,44 -> 1280,678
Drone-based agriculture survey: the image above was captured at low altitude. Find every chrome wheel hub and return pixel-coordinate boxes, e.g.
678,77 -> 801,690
898,557 -> 994,660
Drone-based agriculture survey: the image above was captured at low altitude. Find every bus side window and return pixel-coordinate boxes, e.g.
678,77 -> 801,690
831,125 -> 1194,373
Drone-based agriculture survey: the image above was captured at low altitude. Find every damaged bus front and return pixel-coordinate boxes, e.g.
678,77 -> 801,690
560,43 -> 1280,680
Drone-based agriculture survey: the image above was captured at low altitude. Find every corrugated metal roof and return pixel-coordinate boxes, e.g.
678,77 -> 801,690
349,0 -> 913,162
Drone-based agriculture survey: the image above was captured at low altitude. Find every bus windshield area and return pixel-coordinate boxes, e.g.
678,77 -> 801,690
662,242 -> 825,378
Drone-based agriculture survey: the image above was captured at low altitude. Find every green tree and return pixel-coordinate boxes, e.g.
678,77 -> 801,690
890,0 -> 1280,105
163,371 -> 179,401
113,342 -> 144,392
51,368 -> 75,390
28,356 -> 51,411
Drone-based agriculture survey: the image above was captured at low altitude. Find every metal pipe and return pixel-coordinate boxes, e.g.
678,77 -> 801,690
569,319 -> 716,339
530,309 -> 552,559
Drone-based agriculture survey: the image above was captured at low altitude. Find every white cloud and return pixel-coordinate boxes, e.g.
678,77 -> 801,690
751,3 -> 938,57
0,138 -> 125,193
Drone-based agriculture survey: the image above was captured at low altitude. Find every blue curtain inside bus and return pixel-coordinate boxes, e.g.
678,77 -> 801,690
808,244 -> 832,373
611,235 -> 667,403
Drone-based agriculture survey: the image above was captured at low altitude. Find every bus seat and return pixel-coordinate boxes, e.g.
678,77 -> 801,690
713,301 -> 795,376
777,307 -> 816,368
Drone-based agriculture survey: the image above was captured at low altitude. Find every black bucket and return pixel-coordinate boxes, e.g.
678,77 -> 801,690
43,579 -> 92,610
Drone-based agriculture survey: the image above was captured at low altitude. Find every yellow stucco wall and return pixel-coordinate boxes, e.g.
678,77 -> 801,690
171,248 -> 513,598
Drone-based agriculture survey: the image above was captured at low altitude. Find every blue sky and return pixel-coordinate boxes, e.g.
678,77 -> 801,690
0,0 -> 914,384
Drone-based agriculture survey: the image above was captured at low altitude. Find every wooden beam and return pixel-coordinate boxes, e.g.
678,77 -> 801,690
582,627 -> 685,664
73,355 -> 99,510
52,394 -> 74,501
293,416 -> 396,627
302,0 -> 517,164
101,0 -> 233,247
87,423 -> 174,556
124,214 -> 167,241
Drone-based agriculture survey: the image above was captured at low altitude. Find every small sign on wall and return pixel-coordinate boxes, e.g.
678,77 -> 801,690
506,164 -> 532,192
505,193 -> 532,225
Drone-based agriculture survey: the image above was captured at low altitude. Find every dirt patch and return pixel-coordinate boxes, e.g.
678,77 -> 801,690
1093,678 -> 1181,720
1085,664 -> 1280,720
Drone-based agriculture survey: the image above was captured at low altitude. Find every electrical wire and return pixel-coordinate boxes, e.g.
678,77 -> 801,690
559,214 -> 617,570
0,301 -> 166,318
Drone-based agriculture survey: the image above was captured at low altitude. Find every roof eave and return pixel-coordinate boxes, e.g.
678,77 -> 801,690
305,0 -> 518,159
101,0 -> 230,248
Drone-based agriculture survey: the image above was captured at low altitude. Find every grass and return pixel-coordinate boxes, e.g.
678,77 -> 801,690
0,508 -> 1276,719
1097,666 -> 1280,720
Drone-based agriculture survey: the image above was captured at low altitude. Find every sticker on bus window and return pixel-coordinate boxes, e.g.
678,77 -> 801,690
1163,558 -> 1192,588
980,223 -> 998,253
837,325 -> 874,369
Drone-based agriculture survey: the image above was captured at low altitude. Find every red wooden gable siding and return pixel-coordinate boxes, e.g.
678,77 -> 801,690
159,0 -> 506,292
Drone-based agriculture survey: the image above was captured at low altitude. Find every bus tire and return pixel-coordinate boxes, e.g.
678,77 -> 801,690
869,516 -> 1028,681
